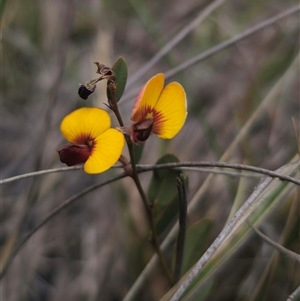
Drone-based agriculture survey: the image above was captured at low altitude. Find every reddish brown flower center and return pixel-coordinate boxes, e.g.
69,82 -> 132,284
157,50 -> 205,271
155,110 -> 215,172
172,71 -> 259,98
58,134 -> 97,166
58,144 -> 90,166
138,107 -> 165,135
131,119 -> 153,144
74,134 -> 96,152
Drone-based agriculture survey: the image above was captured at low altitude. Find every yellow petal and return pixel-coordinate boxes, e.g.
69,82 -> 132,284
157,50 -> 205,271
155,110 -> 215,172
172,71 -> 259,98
84,128 -> 125,174
152,82 -> 187,139
60,107 -> 111,144
131,73 -> 165,122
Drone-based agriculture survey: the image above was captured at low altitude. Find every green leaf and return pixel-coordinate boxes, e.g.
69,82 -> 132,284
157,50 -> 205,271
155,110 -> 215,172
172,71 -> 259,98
111,57 -> 128,102
147,154 -> 181,207
154,174 -> 189,237
155,195 -> 179,236
181,218 -> 213,274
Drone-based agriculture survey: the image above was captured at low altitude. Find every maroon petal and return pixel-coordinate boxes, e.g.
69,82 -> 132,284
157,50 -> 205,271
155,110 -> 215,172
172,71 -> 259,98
58,144 -> 90,166
131,119 -> 153,144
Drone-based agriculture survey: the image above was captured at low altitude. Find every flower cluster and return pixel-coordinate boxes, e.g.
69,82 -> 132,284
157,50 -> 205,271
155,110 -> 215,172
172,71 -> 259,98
58,67 -> 187,174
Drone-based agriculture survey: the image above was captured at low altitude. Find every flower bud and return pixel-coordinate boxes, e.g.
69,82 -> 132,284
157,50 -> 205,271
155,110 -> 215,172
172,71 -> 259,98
78,84 -> 96,100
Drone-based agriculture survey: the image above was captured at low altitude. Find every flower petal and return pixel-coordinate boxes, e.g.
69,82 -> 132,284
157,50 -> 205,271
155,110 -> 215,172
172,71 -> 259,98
84,128 -> 125,174
58,144 -> 90,166
60,107 -> 111,144
152,82 -> 187,139
131,73 -> 165,122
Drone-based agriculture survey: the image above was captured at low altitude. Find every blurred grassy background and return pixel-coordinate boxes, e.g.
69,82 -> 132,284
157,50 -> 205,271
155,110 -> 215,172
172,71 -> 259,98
1,0 -> 299,300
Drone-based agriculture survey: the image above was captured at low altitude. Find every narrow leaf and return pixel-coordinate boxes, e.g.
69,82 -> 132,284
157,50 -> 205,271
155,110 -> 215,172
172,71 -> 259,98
110,57 -> 128,102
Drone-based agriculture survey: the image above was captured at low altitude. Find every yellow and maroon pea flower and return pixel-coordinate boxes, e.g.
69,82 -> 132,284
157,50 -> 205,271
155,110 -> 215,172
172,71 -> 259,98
130,73 -> 187,144
58,107 -> 125,174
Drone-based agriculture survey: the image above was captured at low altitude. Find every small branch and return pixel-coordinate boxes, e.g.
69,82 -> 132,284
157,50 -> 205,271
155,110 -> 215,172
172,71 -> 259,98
169,167 -> 261,178
105,75 -> 125,129
248,223 -> 300,262
0,173 -> 127,279
0,166 -> 83,184
2,161 -> 299,186
173,174 -> 188,284
137,161 -> 300,186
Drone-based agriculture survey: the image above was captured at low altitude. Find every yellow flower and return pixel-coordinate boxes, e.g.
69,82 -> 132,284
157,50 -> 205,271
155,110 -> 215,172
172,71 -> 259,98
58,107 -> 124,174
130,73 -> 187,144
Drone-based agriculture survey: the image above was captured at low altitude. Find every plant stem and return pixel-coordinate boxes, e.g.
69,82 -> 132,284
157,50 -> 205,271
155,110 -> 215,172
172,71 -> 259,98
128,144 -> 173,284
2,162 -> 299,185
110,92 -> 173,284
